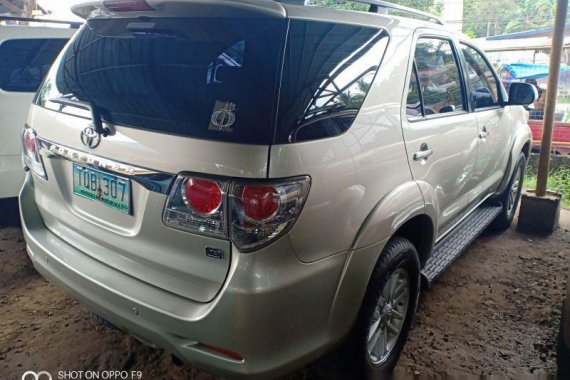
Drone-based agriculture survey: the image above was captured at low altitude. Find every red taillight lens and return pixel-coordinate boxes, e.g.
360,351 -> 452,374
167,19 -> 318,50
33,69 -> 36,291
241,186 -> 279,221
22,127 -> 47,179
163,176 -> 227,237
24,130 -> 36,157
183,178 -> 222,215
103,0 -> 154,12
199,343 -> 243,361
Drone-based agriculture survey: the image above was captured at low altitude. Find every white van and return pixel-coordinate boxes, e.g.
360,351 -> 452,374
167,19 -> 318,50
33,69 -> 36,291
0,16 -> 78,199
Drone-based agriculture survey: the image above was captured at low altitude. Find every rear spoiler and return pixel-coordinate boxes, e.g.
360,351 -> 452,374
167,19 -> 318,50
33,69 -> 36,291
71,0 -> 286,19
0,15 -> 82,28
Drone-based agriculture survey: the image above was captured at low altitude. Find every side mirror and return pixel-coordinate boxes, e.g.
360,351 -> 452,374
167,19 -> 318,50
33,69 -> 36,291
507,82 -> 538,106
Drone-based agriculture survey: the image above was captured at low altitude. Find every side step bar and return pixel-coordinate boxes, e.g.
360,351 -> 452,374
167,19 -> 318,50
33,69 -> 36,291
421,204 -> 502,287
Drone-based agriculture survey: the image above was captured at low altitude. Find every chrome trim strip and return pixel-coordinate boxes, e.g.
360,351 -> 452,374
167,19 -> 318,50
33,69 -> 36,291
38,138 -> 175,194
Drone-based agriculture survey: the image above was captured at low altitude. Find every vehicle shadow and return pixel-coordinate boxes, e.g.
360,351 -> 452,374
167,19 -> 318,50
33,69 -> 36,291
0,197 -> 21,228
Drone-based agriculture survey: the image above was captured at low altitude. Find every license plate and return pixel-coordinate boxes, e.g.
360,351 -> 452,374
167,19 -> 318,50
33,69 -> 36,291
73,163 -> 131,214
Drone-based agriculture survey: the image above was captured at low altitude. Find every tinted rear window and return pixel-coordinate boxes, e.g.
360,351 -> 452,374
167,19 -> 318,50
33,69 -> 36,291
0,38 -> 68,92
36,18 -> 287,145
276,21 -> 388,143
35,18 -> 387,145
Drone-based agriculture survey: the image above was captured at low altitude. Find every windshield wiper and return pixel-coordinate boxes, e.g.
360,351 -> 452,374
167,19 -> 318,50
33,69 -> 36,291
50,96 -> 111,137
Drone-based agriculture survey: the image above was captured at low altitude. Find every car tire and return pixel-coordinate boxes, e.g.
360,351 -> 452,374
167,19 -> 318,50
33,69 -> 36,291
319,237 -> 420,379
490,152 -> 526,232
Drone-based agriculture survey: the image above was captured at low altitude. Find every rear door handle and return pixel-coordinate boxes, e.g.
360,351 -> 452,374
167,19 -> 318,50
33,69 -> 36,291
479,126 -> 488,139
413,143 -> 433,161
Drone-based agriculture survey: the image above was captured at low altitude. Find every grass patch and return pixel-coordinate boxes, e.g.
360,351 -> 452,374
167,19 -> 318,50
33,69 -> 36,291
524,165 -> 570,209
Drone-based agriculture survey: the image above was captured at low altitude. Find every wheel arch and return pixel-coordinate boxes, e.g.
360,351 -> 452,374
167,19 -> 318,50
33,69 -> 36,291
391,214 -> 434,268
327,182 -> 435,339
496,128 -> 532,195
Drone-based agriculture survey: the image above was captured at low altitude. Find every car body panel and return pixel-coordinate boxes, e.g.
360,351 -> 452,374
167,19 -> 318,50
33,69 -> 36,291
269,22 -> 416,262
400,31 -> 480,237
20,173 -> 348,379
0,25 -> 75,198
28,104 -> 275,302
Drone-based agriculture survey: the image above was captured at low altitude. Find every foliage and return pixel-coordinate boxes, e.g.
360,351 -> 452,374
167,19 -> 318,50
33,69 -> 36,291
525,165 -> 570,209
462,0 -> 556,38
306,0 -> 444,15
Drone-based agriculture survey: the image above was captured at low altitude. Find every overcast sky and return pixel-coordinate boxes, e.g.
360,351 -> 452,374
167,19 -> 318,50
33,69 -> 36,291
37,0 -> 84,21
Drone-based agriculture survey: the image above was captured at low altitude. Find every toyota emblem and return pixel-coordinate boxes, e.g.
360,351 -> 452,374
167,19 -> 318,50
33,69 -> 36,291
80,126 -> 101,149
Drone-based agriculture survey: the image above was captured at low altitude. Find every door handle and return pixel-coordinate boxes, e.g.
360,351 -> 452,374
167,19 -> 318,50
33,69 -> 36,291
479,126 -> 488,139
413,143 -> 433,161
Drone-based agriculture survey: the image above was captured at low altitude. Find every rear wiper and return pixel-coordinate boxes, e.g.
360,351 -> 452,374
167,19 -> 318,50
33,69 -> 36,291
50,96 -> 111,137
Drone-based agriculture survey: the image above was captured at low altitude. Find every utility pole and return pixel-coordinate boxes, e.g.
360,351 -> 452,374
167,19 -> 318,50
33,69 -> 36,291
536,0 -> 569,196
518,0 -> 567,235
26,0 -> 36,17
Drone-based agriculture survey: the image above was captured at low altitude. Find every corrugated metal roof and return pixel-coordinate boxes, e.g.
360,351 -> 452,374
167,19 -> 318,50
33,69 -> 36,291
486,24 -> 570,41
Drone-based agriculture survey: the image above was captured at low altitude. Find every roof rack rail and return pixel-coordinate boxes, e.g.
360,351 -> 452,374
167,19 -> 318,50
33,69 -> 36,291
0,16 -> 82,29
355,0 -> 444,25
280,0 -> 444,26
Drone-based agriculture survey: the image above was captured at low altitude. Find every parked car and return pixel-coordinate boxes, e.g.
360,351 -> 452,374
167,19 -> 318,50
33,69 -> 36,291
19,0 -> 536,378
0,16 -> 78,199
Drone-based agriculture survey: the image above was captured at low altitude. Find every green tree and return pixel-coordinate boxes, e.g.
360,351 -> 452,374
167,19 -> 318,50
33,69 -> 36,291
462,0 -> 518,38
306,0 -> 443,15
463,0 -> 557,38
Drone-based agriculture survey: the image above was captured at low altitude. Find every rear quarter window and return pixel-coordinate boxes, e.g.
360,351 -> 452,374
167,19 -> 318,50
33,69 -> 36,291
276,20 -> 389,144
0,38 -> 68,92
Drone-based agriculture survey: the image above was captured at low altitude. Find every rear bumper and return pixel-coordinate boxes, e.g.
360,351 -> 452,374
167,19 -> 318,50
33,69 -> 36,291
19,173 -> 348,379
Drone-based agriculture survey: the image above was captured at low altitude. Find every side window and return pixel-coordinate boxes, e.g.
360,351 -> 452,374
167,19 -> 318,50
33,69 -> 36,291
461,44 -> 500,109
406,64 -> 423,118
0,38 -> 68,93
276,21 -> 389,143
414,38 -> 465,115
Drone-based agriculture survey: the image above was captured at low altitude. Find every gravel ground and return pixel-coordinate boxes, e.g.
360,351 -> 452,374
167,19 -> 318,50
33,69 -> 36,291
0,198 -> 568,380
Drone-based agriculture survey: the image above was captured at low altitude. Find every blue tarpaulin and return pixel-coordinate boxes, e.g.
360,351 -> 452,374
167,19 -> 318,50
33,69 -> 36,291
499,63 -> 570,80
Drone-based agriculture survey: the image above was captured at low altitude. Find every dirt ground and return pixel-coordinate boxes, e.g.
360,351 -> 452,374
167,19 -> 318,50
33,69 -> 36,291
1,198 -> 568,380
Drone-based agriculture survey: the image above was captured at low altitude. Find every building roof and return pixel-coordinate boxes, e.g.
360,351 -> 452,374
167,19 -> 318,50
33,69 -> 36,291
487,24 -> 570,41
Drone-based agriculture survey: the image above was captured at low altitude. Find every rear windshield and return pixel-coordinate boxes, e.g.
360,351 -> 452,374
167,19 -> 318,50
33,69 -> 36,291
35,17 -> 387,145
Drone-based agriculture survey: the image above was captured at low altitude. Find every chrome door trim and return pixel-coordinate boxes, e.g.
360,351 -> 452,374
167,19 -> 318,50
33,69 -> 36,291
38,138 -> 175,194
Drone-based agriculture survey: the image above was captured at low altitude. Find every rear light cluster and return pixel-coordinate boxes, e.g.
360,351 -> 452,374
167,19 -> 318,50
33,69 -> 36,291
22,127 -> 46,179
164,175 -> 310,252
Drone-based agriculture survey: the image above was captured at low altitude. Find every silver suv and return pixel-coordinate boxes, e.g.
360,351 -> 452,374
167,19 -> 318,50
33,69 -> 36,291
20,0 -> 537,378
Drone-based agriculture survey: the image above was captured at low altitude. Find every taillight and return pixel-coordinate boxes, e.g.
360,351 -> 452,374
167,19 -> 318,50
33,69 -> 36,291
163,175 -> 311,252
103,0 -> 154,12
183,178 -> 222,215
239,185 -> 279,221
22,127 -> 46,179
164,175 -> 227,238
230,178 -> 310,252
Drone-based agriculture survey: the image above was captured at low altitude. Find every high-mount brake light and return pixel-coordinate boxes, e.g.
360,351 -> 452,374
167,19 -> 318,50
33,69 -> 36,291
21,127 -> 46,179
103,0 -> 154,12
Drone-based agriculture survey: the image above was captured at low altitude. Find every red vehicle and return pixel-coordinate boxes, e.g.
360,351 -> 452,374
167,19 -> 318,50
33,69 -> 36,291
529,120 -> 570,155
